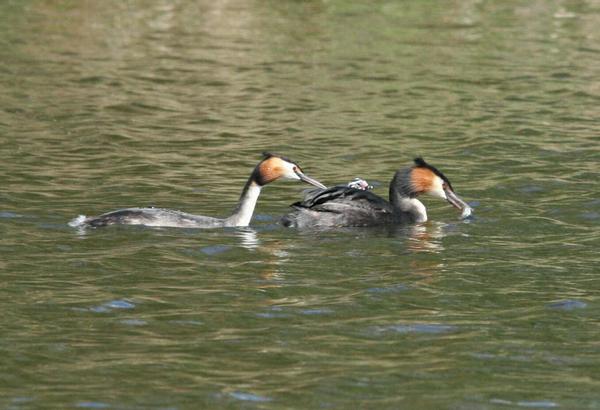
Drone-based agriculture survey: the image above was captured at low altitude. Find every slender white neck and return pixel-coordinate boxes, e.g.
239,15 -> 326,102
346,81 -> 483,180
224,182 -> 262,227
396,197 -> 428,223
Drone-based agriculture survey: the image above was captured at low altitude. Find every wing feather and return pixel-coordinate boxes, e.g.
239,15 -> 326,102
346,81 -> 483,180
284,186 -> 393,228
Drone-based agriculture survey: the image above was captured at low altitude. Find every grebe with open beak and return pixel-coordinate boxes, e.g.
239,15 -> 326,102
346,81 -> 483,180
70,152 -> 326,229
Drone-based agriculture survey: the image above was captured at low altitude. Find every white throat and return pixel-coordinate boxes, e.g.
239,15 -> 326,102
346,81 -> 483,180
397,197 -> 428,223
225,182 -> 262,227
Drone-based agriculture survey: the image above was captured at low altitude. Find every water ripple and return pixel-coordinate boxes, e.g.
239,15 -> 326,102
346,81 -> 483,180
228,391 -> 272,403
368,324 -> 458,336
78,300 -> 136,313
1,1 -> 599,408
546,300 -> 587,311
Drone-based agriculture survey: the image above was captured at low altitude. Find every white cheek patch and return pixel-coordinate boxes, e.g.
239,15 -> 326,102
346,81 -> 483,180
281,161 -> 300,180
429,176 -> 447,199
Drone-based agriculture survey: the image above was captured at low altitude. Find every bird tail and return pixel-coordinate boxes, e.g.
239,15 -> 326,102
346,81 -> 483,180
68,214 -> 88,227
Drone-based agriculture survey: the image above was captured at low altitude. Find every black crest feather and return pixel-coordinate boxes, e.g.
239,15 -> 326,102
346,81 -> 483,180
413,157 -> 453,190
261,151 -> 297,166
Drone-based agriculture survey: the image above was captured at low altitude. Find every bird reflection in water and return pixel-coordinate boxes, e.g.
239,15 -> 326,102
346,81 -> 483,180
232,227 -> 260,250
231,227 -> 290,283
404,223 -> 446,253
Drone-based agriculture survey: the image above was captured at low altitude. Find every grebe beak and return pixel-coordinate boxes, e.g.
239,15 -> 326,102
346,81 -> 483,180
444,187 -> 473,219
295,169 -> 327,189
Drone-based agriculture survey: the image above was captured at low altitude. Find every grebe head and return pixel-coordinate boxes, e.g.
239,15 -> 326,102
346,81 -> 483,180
393,157 -> 472,218
254,152 -> 327,189
411,157 -> 472,217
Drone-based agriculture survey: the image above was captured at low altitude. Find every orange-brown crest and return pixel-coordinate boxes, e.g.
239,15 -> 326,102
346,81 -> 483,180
411,167 -> 436,193
258,156 -> 285,184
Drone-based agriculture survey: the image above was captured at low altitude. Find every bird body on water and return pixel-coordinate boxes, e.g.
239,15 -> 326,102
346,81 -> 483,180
70,153 -> 326,229
281,158 -> 472,229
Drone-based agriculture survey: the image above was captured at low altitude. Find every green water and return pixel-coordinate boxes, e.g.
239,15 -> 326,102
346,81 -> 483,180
1,1 -> 599,409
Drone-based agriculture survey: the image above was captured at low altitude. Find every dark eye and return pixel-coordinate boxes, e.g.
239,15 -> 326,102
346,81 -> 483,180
293,166 -> 300,173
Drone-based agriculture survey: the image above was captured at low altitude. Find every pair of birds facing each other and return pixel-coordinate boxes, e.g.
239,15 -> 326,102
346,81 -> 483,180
70,152 -> 472,230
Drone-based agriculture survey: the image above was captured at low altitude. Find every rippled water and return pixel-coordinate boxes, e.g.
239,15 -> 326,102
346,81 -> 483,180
1,1 -> 599,409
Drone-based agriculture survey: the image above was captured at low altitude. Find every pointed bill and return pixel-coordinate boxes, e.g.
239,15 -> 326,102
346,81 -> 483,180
296,170 -> 327,189
445,188 -> 473,219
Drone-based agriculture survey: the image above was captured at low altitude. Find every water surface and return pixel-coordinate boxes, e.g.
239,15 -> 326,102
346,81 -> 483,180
1,1 -> 599,409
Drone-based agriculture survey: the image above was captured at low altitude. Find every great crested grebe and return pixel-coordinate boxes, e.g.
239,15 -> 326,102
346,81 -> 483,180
70,152 -> 326,229
281,158 -> 472,229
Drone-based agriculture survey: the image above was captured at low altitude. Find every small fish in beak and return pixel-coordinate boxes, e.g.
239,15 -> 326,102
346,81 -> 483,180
445,187 -> 473,219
